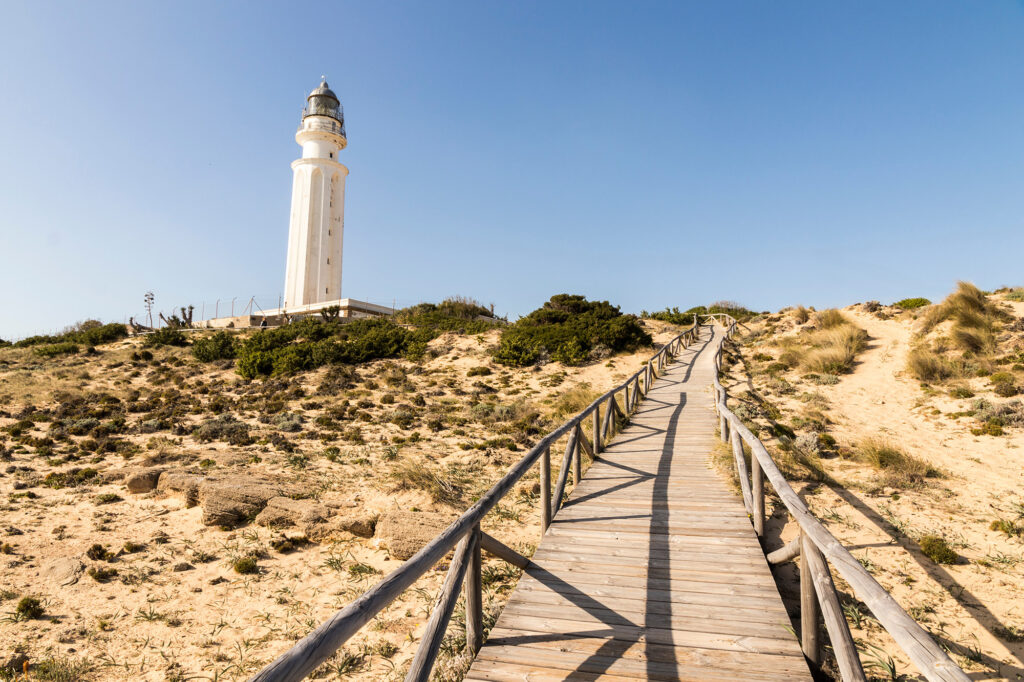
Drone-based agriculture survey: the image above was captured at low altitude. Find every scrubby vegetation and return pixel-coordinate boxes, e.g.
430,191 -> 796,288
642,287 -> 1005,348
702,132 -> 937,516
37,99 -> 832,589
191,330 -> 238,361
855,438 -> 940,487
773,310 -> 868,376
12,320 -> 128,349
642,300 -> 759,324
919,534 -> 958,564
495,295 -> 652,367
893,297 -> 931,310
393,296 -> 503,334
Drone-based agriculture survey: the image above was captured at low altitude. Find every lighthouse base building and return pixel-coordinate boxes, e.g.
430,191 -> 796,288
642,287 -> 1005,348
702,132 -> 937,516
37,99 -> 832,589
202,78 -> 392,329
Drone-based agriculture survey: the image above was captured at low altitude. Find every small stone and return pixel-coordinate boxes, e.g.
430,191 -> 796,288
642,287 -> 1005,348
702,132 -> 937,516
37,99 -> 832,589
172,562 -> 194,572
209,576 -> 227,585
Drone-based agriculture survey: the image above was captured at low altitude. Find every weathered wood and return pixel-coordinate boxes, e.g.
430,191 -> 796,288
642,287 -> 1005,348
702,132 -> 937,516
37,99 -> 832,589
572,425 -> 582,486
800,531 -> 822,667
539,446 -> 550,533
592,407 -> 601,454
577,428 -> 594,462
465,525 -> 484,654
403,534 -> 473,682
467,324 -> 811,681
804,537 -> 866,682
479,532 -> 529,569
731,429 -> 753,515
767,537 -> 801,565
752,450 -> 765,539
551,428 -> 578,516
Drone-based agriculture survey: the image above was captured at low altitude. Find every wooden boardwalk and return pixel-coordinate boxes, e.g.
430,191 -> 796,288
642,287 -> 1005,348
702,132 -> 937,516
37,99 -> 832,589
466,326 -> 811,681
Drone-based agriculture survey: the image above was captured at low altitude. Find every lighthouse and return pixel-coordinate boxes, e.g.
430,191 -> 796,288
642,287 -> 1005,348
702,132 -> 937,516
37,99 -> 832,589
282,78 -> 349,308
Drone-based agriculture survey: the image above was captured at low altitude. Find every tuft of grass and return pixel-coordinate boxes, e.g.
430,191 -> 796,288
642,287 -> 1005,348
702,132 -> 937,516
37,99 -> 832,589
793,306 -> 811,324
29,656 -> 93,682
856,438 -> 940,487
232,557 -> 259,574
919,534 -> 958,564
906,348 -> 953,382
1006,288 -> 1024,302
390,459 -> 466,506
798,326 -> 868,375
814,309 -> 847,329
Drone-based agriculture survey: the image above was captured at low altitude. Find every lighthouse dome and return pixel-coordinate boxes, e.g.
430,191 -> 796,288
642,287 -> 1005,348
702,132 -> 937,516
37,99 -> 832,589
303,78 -> 345,131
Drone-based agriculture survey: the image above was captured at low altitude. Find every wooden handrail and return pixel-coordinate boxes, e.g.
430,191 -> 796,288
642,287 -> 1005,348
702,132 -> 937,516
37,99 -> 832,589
251,322 -> 702,681
708,316 -> 968,682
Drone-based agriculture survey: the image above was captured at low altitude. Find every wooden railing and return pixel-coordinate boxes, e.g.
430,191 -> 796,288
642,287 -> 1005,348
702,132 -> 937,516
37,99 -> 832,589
709,316 -> 968,682
251,323 -> 703,682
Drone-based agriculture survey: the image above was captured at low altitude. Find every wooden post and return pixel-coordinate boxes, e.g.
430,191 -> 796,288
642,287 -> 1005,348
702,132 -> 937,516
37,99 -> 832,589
592,408 -> 601,455
540,446 -> 551,533
751,450 -> 764,539
624,384 -> 630,416
404,535 -> 473,682
800,531 -> 822,668
465,525 -> 483,654
719,414 -> 728,442
804,538 -> 867,682
572,425 -> 581,486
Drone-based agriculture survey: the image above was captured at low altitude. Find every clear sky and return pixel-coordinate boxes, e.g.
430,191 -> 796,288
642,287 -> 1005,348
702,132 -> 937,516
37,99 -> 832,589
1,2 -> 1023,339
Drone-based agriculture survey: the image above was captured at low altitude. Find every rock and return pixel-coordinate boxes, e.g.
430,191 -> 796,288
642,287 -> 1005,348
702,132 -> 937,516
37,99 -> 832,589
125,467 -> 165,493
172,562 -> 194,572
254,496 -> 327,528
41,557 -> 84,586
198,476 -> 301,527
374,511 -> 454,560
157,471 -> 204,507
339,515 -> 377,538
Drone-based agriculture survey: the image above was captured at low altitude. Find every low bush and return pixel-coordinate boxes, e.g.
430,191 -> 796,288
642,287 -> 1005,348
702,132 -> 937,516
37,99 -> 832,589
919,535 -> 958,564
1006,288 -> 1024,302
232,557 -> 259,574
990,372 -> 1019,397
793,306 -> 811,324
14,321 -> 127,348
393,296 -> 503,334
949,385 -> 974,399
497,295 -> 651,367
193,415 -> 253,446
798,326 -> 868,375
33,342 -> 80,358
144,328 -> 188,348
192,331 -> 237,362
15,595 -> 44,620
894,298 -> 931,310
643,301 -> 759,325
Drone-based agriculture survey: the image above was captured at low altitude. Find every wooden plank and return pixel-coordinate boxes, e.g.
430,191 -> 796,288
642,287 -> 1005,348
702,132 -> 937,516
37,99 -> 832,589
466,325 -> 809,681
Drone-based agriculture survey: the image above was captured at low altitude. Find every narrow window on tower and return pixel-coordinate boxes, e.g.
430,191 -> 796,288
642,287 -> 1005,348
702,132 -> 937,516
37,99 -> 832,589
326,258 -> 330,264
329,152 -> 333,158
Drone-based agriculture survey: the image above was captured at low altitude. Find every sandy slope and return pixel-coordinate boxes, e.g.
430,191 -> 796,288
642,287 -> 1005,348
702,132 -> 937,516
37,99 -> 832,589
747,306 -> 1024,681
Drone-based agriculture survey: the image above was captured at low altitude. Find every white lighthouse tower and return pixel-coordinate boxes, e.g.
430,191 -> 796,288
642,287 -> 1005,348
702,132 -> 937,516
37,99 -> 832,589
283,78 -> 349,308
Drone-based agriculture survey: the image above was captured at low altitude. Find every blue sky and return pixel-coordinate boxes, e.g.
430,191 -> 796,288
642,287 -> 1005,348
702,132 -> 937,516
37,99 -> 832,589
1,2 -> 1023,338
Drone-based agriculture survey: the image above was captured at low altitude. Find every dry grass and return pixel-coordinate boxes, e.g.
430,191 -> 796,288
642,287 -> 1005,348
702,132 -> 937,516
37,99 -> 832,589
793,306 -> 811,324
855,438 -> 940,487
389,458 -> 468,506
549,383 -> 601,421
906,348 -> 953,382
815,308 -> 847,329
797,325 -> 869,375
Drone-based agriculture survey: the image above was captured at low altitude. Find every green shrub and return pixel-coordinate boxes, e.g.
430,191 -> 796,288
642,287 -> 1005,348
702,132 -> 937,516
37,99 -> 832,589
643,301 -> 758,325
497,295 -> 651,367
466,366 -> 491,377
14,321 -> 127,348
194,415 -> 253,446
144,328 -> 188,347
894,298 -> 931,309
15,596 -> 44,620
991,372 -> 1019,397
33,342 -> 80,358
393,296 -> 503,334
919,535 -> 958,564
42,467 -> 99,489
1004,288 -> 1024,302
232,557 -> 259,574
192,331 -> 237,361
949,385 -> 974,399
